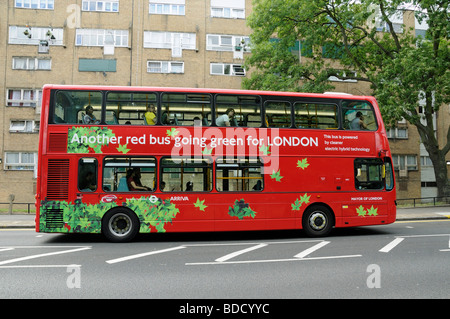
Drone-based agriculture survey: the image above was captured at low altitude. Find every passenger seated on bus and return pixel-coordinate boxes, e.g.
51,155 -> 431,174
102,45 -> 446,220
252,180 -> 262,191
350,111 -> 368,130
144,104 -> 157,125
83,105 -> 100,124
185,181 -> 193,191
216,108 -> 235,126
193,116 -> 202,126
126,168 -> 151,191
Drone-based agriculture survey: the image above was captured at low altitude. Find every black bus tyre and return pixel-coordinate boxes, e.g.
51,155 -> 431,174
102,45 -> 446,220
102,208 -> 140,242
302,205 -> 334,237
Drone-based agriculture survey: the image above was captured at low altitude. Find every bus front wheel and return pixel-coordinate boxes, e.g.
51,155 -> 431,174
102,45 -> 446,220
102,208 -> 140,243
302,205 -> 334,237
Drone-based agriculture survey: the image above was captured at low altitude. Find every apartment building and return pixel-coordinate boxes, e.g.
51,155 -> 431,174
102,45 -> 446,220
0,0 -> 447,203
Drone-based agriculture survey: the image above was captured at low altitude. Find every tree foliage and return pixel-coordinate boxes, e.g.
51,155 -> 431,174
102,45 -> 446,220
244,0 -> 450,196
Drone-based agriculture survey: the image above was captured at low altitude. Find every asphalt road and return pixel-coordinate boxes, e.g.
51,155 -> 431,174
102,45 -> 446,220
1,220 -> 449,301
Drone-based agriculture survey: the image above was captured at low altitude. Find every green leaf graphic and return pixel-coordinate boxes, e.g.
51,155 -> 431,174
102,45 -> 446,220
356,205 -> 366,217
194,198 -> 208,212
367,205 -> 378,216
166,127 -> 179,138
270,170 -> 283,182
297,158 -> 310,170
259,143 -> 271,155
116,144 -> 130,154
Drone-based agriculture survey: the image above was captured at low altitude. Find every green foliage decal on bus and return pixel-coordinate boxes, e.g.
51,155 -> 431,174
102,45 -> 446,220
228,199 -> 257,219
40,199 -> 117,233
40,197 -> 180,234
67,126 -> 115,154
124,196 -> 180,233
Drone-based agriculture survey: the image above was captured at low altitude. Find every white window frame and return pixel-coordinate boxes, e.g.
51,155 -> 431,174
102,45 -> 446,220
144,31 -> 196,49
144,31 -> 196,57
9,26 -> 64,46
207,34 -> 250,52
211,7 -> 244,19
75,29 -> 129,47
6,89 -> 42,108
10,120 -> 40,133
82,0 -> 119,12
210,63 -> 245,76
4,152 -> 38,177
210,0 -> 244,19
387,127 -> 408,139
147,61 -> 184,74
12,57 -> 51,70
14,0 -> 54,9
393,154 -> 418,171
149,0 -> 185,16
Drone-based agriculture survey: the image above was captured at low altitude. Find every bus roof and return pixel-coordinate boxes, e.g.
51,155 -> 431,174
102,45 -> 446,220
42,84 -> 375,101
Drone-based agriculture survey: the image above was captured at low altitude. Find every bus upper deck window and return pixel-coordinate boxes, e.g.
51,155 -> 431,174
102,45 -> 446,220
53,90 -> 102,124
342,101 -> 377,131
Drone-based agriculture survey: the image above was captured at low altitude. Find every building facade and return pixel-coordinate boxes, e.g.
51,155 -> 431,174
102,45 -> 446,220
0,0 -> 448,203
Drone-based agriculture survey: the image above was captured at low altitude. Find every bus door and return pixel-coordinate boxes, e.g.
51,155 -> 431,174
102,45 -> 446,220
344,158 -> 389,219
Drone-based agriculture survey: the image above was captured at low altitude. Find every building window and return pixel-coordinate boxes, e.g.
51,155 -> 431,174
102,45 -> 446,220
149,0 -> 185,15
4,152 -> 38,177
75,29 -> 128,47
14,0 -> 54,9
144,31 -> 195,49
10,120 -> 40,133
82,0 -> 119,12
207,34 -> 250,52
144,31 -> 195,57
12,57 -> 51,70
393,154 -> 418,171
211,0 -> 244,19
6,89 -> 42,107
210,63 -> 245,76
9,26 -> 63,46
387,127 -> 408,139
147,61 -> 184,73
420,156 -> 433,167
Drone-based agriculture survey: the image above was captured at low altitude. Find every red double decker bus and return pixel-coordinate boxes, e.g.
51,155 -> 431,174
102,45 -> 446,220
35,85 -> 395,242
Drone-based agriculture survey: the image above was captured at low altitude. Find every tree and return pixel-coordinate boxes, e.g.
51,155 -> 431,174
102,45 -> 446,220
244,0 -> 450,197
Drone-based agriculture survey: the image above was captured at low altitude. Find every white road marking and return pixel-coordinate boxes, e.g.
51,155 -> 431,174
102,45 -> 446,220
106,246 -> 186,264
0,265 -> 81,269
294,241 -> 330,258
379,237 -> 404,253
186,254 -> 362,266
215,243 -> 267,262
0,246 -> 91,266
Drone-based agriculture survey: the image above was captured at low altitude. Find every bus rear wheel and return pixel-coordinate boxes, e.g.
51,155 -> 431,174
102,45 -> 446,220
302,205 -> 334,237
102,208 -> 140,242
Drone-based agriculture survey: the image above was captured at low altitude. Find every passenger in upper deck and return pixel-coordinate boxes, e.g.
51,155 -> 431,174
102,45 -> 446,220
144,104 -> 157,125
83,105 -> 100,124
216,108 -> 235,126
350,111 -> 368,130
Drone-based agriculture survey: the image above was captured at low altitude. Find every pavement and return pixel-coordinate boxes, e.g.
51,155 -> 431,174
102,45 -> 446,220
0,206 -> 449,229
